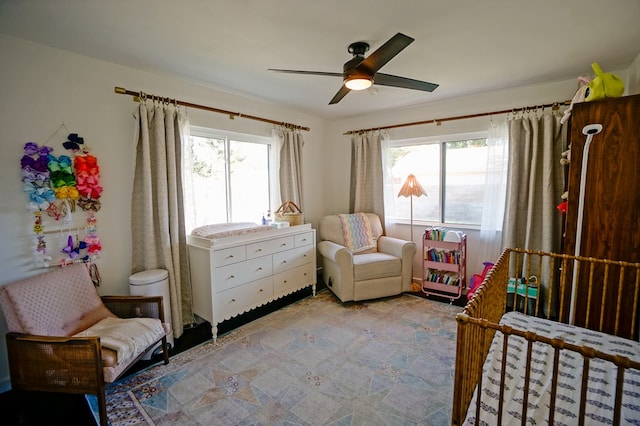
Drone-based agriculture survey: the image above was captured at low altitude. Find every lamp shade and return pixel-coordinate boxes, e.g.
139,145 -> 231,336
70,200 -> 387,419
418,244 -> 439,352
397,174 -> 427,198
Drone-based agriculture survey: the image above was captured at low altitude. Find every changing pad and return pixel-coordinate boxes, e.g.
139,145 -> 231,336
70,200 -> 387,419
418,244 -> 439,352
191,222 -> 273,240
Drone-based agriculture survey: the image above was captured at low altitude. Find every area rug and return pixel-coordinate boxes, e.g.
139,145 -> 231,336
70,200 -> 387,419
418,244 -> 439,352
90,290 -> 462,425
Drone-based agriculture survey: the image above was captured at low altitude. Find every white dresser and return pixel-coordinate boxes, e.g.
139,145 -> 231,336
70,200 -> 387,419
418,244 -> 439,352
187,224 -> 316,340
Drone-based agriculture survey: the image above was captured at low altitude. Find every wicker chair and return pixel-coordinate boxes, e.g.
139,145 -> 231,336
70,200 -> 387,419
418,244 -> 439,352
0,264 -> 170,426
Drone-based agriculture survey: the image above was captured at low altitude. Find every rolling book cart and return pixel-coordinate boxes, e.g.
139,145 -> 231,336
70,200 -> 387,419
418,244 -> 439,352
422,227 -> 466,302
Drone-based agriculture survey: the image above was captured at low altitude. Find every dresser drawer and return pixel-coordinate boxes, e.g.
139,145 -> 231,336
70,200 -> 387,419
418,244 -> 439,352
214,245 -> 246,267
214,256 -> 272,292
274,263 -> 315,298
215,276 -> 273,322
272,245 -> 314,274
294,231 -> 314,247
246,236 -> 294,258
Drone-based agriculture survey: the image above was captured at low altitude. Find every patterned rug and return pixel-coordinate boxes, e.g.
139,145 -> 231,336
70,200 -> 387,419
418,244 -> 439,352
89,290 -> 462,425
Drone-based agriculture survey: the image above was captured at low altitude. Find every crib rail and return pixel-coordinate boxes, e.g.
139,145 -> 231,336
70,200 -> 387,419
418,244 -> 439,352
451,248 -> 640,425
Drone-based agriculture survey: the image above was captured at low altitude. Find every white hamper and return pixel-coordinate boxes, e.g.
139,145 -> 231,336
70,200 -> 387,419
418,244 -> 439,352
129,269 -> 174,359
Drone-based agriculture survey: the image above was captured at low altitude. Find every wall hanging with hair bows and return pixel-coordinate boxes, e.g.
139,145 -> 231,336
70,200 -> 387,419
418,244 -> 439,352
19,124 -> 103,281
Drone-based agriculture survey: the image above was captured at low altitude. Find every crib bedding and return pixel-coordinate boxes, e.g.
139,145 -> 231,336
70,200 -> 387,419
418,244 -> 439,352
190,222 -> 273,240
464,311 -> 640,425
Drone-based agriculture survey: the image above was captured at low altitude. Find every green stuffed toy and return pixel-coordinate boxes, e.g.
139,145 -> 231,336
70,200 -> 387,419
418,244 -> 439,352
584,62 -> 624,102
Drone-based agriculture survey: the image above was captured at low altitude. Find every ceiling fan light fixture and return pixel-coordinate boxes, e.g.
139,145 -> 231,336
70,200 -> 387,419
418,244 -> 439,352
344,76 -> 373,91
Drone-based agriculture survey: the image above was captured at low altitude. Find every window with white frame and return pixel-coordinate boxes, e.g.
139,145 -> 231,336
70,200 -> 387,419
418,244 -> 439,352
186,127 -> 275,230
386,132 -> 489,226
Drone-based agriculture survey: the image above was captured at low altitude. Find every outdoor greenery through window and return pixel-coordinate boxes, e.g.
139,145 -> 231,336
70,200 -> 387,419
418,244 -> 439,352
187,127 -> 273,229
387,133 -> 488,226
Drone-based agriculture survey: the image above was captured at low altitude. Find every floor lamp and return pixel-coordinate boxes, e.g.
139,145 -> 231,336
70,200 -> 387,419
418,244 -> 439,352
397,174 -> 427,242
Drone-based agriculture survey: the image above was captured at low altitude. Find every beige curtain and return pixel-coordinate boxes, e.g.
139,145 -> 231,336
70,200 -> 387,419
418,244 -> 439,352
502,111 -> 566,253
131,102 -> 193,339
276,127 -> 304,208
350,131 -> 386,220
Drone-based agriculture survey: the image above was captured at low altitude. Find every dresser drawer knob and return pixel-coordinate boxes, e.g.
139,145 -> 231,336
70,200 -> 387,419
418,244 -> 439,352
229,275 -> 235,279
230,298 -> 236,303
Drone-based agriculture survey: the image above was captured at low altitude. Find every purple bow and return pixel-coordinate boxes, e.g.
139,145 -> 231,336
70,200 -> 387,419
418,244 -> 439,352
21,155 -> 50,172
22,165 -> 50,183
23,142 -> 52,156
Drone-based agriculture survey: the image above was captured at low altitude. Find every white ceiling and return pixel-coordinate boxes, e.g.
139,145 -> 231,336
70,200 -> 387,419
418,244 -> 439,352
1,0 -> 639,119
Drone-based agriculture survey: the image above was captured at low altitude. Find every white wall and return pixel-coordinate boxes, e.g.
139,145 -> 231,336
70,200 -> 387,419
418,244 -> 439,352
0,34 -> 326,390
626,52 -> 640,94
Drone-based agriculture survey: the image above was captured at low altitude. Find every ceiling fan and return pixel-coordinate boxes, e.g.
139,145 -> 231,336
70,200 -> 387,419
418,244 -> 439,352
269,32 -> 438,105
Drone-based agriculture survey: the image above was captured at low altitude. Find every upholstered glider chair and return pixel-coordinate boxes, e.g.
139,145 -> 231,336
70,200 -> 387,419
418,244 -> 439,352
318,212 -> 416,302
0,263 -> 170,426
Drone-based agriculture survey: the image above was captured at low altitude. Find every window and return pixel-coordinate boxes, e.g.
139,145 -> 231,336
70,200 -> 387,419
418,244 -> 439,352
387,132 -> 489,226
186,127 -> 275,230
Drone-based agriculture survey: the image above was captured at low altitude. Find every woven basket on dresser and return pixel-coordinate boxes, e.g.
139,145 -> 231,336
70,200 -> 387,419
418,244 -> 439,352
274,201 -> 304,226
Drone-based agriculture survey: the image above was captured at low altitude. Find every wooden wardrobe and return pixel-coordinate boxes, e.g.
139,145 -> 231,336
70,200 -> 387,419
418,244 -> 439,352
562,94 -> 640,338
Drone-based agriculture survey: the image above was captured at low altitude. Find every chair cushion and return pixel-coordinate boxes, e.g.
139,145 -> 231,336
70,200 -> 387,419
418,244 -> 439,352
353,252 -> 401,281
74,316 -> 165,364
0,263 -> 113,336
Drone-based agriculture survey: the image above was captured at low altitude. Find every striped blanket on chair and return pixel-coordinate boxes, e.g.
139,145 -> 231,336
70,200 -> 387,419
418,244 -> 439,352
338,213 -> 376,253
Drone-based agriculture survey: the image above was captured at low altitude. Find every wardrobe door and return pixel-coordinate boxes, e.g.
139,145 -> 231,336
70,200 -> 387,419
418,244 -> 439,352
563,94 -> 640,337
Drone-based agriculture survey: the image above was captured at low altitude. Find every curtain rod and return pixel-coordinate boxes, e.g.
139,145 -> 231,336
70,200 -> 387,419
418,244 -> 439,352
114,86 -> 310,132
344,99 -> 572,135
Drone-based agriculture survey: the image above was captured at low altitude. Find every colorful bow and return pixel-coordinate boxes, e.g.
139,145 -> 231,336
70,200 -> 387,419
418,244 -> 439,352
22,142 -> 56,211
21,155 -> 50,172
77,197 -> 101,212
54,186 -> 80,200
23,142 -> 53,157
74,154 -> 102,208
23,182 -> 56,208
62,235 -> 87,259
63,133 -> 85,151
47,154 -> 73,174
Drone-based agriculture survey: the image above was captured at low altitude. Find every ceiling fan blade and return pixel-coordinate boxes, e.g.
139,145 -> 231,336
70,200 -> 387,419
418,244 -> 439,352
329,85 -> 351,104
268,69 -> 342,77
374,73 -> 439,92
358,33 -> 414,74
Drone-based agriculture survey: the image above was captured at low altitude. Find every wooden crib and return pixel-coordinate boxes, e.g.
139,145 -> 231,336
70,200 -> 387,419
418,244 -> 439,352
452,248 -> 640,425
